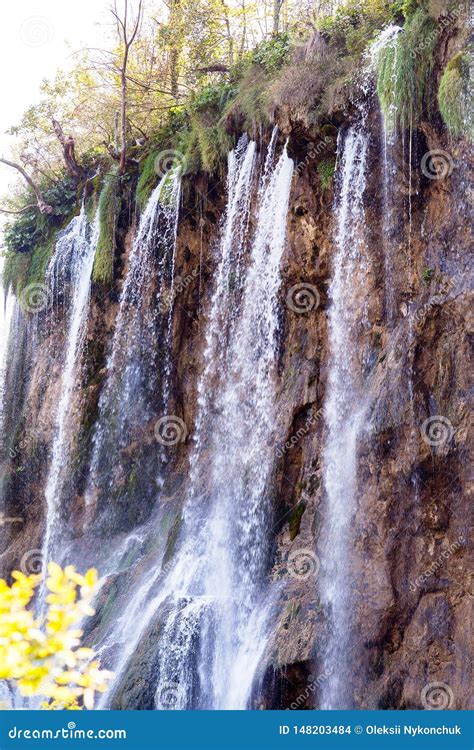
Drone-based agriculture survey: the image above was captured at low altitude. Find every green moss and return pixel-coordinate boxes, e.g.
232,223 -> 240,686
27,236 -> 56,287
1,251 -> 30,295
136,150 -> 160,211
2,232 -> 56,296
183,84 -> 237,174
92,172 -> 120,285
376,8 -> 437,131
317,157 -> 336,190
422,266 -> 435,283
438,51 -> 473,139
223,66 -> 271,133
289,502 -> 306,541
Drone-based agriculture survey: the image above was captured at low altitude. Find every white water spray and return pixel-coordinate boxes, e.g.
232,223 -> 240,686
41,206 -> 99,588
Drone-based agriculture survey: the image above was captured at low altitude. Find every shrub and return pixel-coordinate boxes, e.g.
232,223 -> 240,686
0,564 -> 112,709
438,51 -> 473,139
319,0 -> 400,56
252,33 -> 291,72
2,174 -> 78,294
317,157 -> 336,189
3,208 -> 43,255
269,35 -> 348,127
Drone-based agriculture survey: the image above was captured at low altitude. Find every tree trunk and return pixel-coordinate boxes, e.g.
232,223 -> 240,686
221,1 -> 234,68
169,0 -> 182,98
272,0 -> 284,35
119,65 -> 128,174
51,119 -> 84,181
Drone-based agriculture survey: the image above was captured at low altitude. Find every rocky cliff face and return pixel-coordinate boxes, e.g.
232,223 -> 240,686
0,64 -> 471,711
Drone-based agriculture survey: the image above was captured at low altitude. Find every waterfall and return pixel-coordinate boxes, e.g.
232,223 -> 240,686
101,132 -> 294,710
40,206 -> 99,590
153,132 -> 294,710
370,25 -> 421,499
319,124 -> 369,709
0,289 -> 15,530
369,26 -> 402,327
85,170 -> 181,520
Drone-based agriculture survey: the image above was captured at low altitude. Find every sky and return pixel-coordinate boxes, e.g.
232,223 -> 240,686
0,0 -> 115,207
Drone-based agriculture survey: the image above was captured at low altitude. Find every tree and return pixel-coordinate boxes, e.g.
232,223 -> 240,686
0,564 -> 112,709
110,0 -> 144,174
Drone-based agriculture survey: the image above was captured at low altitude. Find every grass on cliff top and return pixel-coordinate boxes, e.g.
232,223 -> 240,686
376,7 -> 437,131
92,171 -> 119,285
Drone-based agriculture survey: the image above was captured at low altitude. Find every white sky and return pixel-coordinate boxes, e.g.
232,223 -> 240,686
0,0 -> 115,205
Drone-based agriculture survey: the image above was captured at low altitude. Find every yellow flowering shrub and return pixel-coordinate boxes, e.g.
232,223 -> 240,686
0,563 -> 113,709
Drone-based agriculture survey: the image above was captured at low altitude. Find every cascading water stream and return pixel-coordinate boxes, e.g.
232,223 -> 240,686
368,25 -> 402,327
100,133 -> 294,710
153,132 -> 294,710
96,139 -> 258,707
40,206 -> 99,598
319,124 -> 369,709
85,170 -> 181,514
0,289 -> 15,525
369,26 -> 421,501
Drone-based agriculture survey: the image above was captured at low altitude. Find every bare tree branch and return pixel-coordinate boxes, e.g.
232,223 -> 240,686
0,204 -> 37,215
0,158 -> 54,214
